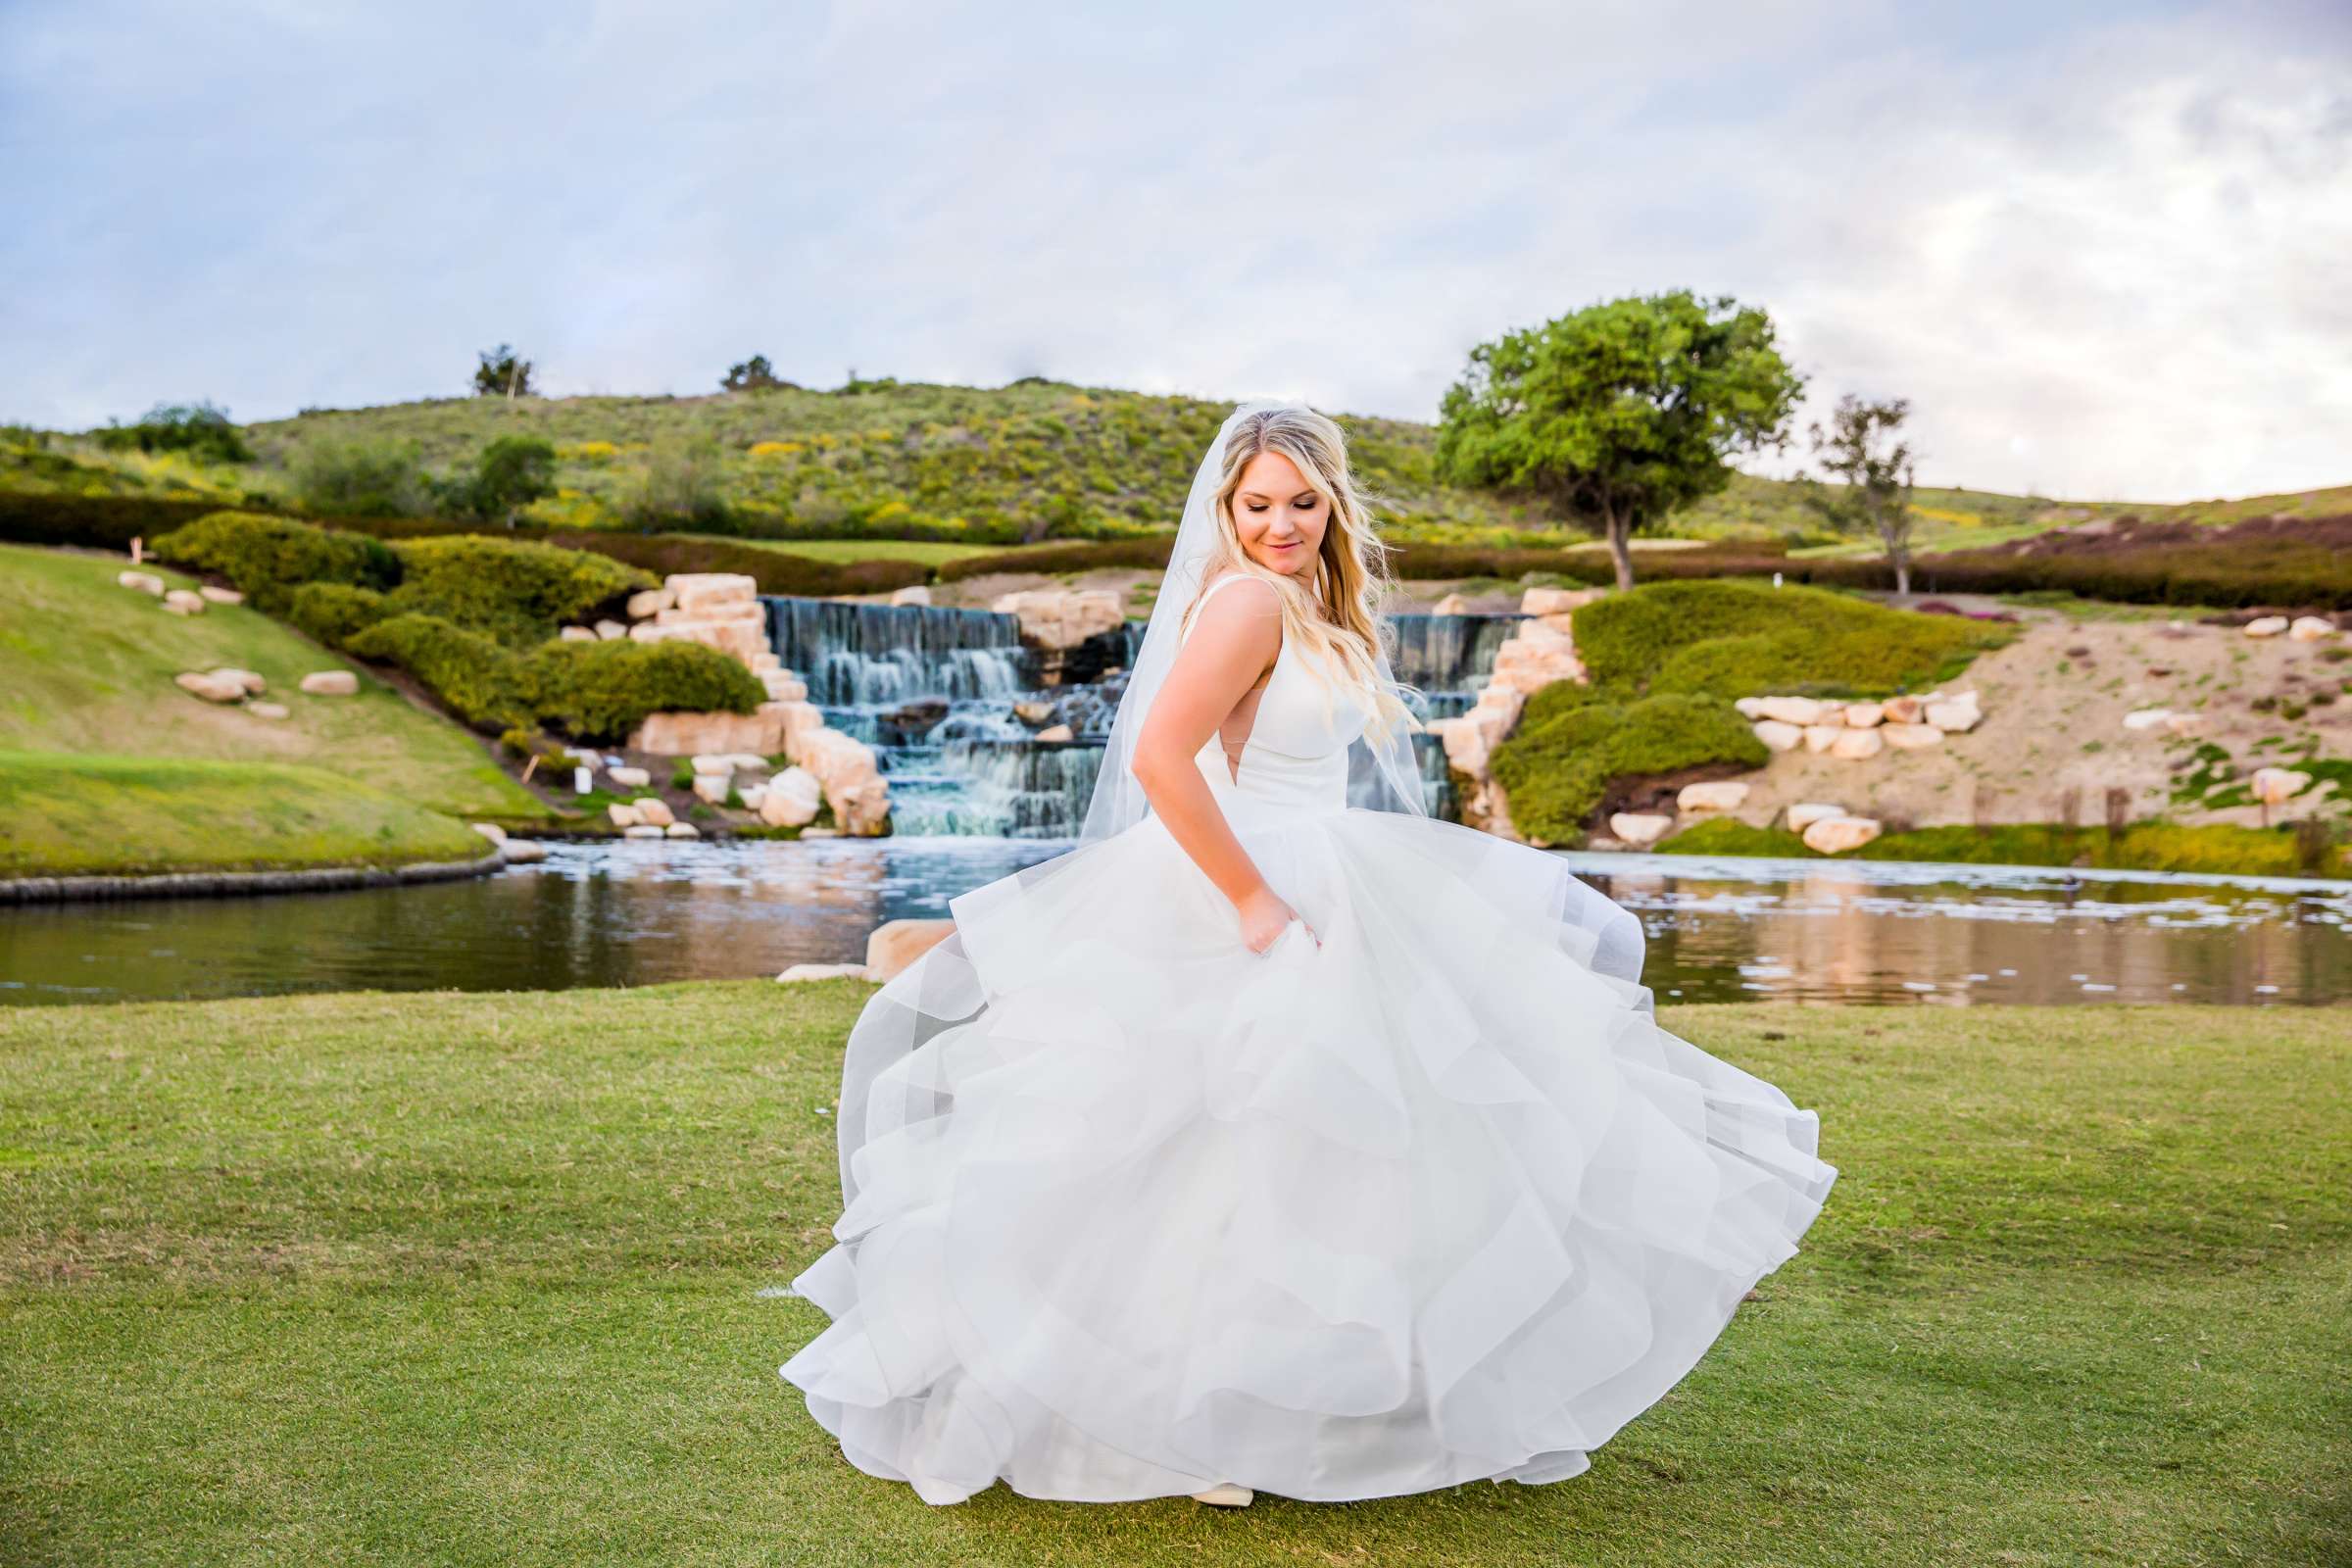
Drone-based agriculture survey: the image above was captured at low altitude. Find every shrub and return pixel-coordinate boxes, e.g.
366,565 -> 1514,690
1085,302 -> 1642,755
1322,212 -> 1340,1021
149,510 -> 402,614
0,492 -> 243,552
292,437 -> 434,516
519,639 -> 765,744
1491,690 -> 1768,845
443,435 -> 559,522
344,612 -> 536,734
383,534 -> 656,648
1658,817 -> 2344,878
91,401 -> 253,465
286,582 -> 392,648
1572,579 -> 2008,697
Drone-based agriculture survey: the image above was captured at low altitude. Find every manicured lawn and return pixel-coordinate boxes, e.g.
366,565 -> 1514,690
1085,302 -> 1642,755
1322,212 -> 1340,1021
0,748 -> 492,876
1,984 -> 2345,1565
1657,817 -> 2350,879
0,541 -> 546,822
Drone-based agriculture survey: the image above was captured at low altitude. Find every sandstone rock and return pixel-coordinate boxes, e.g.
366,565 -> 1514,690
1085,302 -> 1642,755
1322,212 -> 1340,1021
866,917 -> 957,982
173,670 -> 247,703
607,803 -> 642,828
1802,815 -> 1883,855
1013,700 -> 1056,726
1787,803 -> 1848,833
1753,696 -> 1827,726
1883,696 -> 1924,724
2288,615 -> 2337,641
1829,728 -> 1885,760
1608,812 -> 1675,848
792,728 -> 891,835
1431,592 -> 1469,615
560,625 -> 599,641
212,667 -> 267,695
749,650 -> 781,673
991,587 -> 1126,650
1034,723 -> 1074,743
163,589 -> 207,614
691,774 -> 733,806
2122,708 -> 2173,732
499,839 -> 548,864
2242,615 -> 2288,638
664,821 -> 700,838
2251,767 -> 2310,806
622,823 -> 668,839
628,708 -> 786,757
1752,719 -> 1803,753
890,584 -> 933,607
607,765 -> 651,789
300,670 -> 360,696
691,754 -> 737,776
736,785 -> 768,810
762,672 -> 808,703
470,821 -> 509,846
594,618 -> 629,641
1803,723 -> 1843,754
759,767 -> 824,827
1842,702 -> 1885,728
721,752 -> 772,770
1677,781 -> 1749,812
632,795 -> 675,828
777,962 -> 873,983
246,701 -> 289,719
118,570 -> 165,595
2164,712 -> 2204,736
626,586 -> 674,619
1734,697 -> 1766,719
1924,699 -> 1982,732
197,584 -> 244,605
668,572 -> 760,614
1882,722 -> 1944,750
1520,586 -> 1601,616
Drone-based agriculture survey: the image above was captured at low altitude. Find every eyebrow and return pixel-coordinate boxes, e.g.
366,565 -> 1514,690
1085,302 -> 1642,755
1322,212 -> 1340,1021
1239,489 -> 1315,502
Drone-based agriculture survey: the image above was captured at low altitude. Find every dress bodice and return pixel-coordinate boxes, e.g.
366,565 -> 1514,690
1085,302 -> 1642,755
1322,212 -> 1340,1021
1180,574 -> 1372,817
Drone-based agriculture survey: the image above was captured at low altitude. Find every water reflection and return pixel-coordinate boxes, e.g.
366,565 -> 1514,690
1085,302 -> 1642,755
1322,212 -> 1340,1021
1,840 -> 2344,1008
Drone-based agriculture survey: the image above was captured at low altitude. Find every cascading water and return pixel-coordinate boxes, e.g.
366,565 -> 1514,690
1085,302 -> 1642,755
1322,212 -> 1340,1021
760,596 -> 1518,837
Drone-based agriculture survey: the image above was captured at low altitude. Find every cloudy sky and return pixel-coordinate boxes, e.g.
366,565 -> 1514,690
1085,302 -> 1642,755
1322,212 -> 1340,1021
3,0 -> 2346,502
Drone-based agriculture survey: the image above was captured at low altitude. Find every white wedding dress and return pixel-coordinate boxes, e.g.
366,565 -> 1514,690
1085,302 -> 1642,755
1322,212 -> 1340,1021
779,574 -> 1838,1504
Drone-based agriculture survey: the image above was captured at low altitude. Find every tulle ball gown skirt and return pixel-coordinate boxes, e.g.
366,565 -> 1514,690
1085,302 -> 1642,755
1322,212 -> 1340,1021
777,786 -> 1838,1505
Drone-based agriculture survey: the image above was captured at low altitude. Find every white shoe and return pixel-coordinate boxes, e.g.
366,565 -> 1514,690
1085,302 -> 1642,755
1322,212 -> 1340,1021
1191,1483 -> 1253,1506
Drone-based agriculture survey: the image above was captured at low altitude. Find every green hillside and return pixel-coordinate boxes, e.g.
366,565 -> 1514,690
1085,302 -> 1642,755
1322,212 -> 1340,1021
0,542 -> 547,827
12,380 -> 2338,556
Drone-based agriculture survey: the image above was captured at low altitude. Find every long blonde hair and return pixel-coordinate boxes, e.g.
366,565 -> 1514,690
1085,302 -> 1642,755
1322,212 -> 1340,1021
1177,405 -> 1422,733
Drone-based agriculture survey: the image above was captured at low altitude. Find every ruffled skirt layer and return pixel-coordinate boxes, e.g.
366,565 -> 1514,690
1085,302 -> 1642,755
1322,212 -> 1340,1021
778,805 -> 1838,1504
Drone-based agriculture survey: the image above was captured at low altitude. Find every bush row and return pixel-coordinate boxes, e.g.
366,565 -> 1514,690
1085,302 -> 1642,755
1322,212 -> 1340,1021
1656,817 -> 2347,878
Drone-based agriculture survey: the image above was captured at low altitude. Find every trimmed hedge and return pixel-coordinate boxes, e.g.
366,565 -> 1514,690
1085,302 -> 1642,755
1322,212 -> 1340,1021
1574,579 -> 2011,698
286,583 -> 393,649
149,510 -> 402,615
1490,688 -> 1768,847
0,491 -> 252,553
520,639 -> 764,744
383,534 -> 656,649
344,613 -> 538,734
1657,817 -> 2347,878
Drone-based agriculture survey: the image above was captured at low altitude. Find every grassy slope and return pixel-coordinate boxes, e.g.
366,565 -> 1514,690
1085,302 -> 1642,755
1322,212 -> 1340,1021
14,381 -> 2344,552
1,981 -> 2345,1566
0,749 -> 491,876
0,541 -> 545,824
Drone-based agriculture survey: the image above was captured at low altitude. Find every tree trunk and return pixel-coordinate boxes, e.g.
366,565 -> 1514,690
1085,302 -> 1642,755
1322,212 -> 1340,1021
1606,510 -> 1635,592
1880,521 -> 1912,597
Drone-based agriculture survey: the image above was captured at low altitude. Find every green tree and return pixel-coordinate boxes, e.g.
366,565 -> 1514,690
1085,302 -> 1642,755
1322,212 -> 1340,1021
1436,290 -> 1805,590
93,400 -> 253,464
1798,394 -> 1920,595
721,353 -> 790,391
472,343 -> 535,399
449,434 -> 559,524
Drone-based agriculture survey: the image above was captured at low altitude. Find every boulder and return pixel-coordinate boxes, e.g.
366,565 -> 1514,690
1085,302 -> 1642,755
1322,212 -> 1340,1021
761,671 -> 808,703
1519,586 -> 1601,616
1752,696 -> 1827,726
607,803 -> 642,828
622,823 -> 668,839
1787,803 -> 1847,833
668,572 -> 760,615
246,701 -> 289,719
759,766 -> 824,827
560,626 -> 599,642
1677,781 -> 1750,812
300,670 -> 360,696
691,774 -> 733,806
1829,728 -> 1885,760
628,708 -> 786,757
1802,724 -> 1843,754
1924,699 -> 1982,733
691,755 -> 737,776
626,586 -> 674,619
1608,812 -> 1676,848
991,587 -> 1127,650
173,670 -> 247,704
2242,615 -> 2289,638
499,839 -> 548,864
1802,815 -> 1884,855
1882,722 -> 1944,750
1034,723 -> 1075,743
664,821 -> 700,838
198,584 -> 244,605
2288,615 -> 2338,641
469,821 -> 509,846
213,667 -> 267,695
1734,697 -> 1766,719
1752,719 -> 1803,753
720,752 -> 772,770
632,795 -> 676,828
1430,592 -> 1468,614
2121,708 -> 2173,731
778,962 -> 873,983
2250,767 -> 2310,806
890,584 -> 933,607
118,570 -> 166,595
163,589 -> 207,614
1842,702 -> 1885,728
607,765 -> 652,788
1882,696 -> 1924,724
866,917 -> 957,982
594,618 -> 629,641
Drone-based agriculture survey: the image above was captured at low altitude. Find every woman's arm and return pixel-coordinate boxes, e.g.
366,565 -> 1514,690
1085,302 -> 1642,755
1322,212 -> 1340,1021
1130,577 -> 1311,953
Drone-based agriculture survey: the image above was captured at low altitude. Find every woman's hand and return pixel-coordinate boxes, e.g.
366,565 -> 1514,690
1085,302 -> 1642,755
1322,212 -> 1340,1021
1236,886 -> 1317,955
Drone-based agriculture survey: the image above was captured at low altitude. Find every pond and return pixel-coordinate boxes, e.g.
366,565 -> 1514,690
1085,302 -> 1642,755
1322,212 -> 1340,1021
4,838 -> 2345,1008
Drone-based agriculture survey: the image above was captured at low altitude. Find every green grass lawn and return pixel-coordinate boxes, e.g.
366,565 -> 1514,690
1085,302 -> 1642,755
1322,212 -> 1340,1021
2,983 -> 2344,1565
0,748 -> 493,876
0,541 -> 547,823
1657,818 -> 2351,880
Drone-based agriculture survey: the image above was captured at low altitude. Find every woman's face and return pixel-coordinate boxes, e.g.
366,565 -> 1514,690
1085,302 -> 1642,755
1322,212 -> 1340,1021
1230,450 -> 1329,579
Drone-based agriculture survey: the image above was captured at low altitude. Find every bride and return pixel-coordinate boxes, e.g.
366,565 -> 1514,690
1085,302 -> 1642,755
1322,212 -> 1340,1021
778,398 -> 1838,1507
